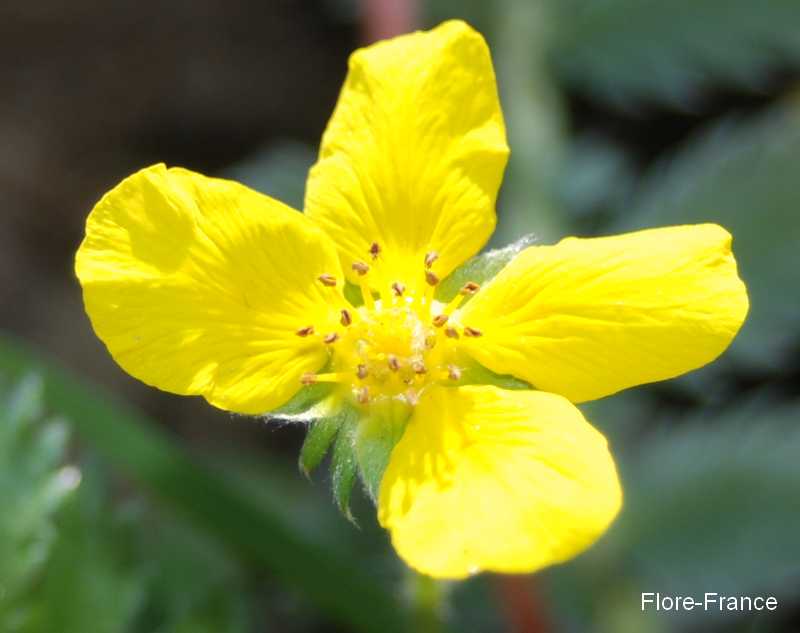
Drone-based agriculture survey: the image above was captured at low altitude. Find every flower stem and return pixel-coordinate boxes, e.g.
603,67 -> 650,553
406,570 -> 448,633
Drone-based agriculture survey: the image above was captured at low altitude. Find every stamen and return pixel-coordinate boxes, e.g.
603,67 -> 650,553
411,360 -> 427,375
356,364 -> 368,379
444,281 -> 481,314
425,270 -> 439,286
387,354 -> 400,372
318,273 -> 337,287
464,326 -> 483,338
447,365 -> 462,381
300,372 -> 317,385
352,261 -> 370,275
432,314 -> 449,327
424,334 -> 437,349
369,242 -> 381,260
352,261 -> 375,309
424,251 -> 439,268
445,326 -> 460,339
340,309 -> 352,326
323,332 -> 339,344
391,281 -> 405,297
356,386 -> 370,404
296,326 -> 314,337
405,389 -> 420,406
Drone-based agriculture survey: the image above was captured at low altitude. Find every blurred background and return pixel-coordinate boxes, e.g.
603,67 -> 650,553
1,1 -> 799,632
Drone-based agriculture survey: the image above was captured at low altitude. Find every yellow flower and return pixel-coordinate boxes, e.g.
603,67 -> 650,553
75,20 -> 748,579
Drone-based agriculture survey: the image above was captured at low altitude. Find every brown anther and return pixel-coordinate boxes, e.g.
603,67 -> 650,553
296,326 -> 314,337
447,365 -> 462,381
425,270 -> 439,286
356,364 -> 368,379
460,281 -> 481,295
424,334 -> 437,349
323,332 -> 339,344
411,360 -> 427,375
369,242 -> 381,259
464,326 -> 483,338
391,281 -> 405,297
318,273 -> 337,287
352,261 -> 370,275
424,251 -> 439,268
356,386 -> 370,404
432,313 -> 449,327
445,326 -> 460,339
387,354 -> 400,372
340,309 -> 352,326
300,372 -> 317,385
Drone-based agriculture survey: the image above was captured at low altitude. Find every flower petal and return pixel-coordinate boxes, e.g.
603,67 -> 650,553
459,224 -> 749,403
378,385 -> 621,579
76,164 -> 343,414
305,20 -> 508,294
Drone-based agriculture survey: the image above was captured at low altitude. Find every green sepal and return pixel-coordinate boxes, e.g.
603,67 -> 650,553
268,381 -> 334,419
342,281 -> 363,307
353,399 -> 411,501
435,234 -> 535,302
298,413 -> 345,477
329,407 -> 360,522
454,358 -> 531,391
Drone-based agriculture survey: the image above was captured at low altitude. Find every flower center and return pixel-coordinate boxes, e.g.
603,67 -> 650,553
298,244 -> 483,407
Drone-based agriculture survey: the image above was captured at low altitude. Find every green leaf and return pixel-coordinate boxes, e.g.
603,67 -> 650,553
612,105 -> 800,371
0,334 -> 406,633
0,375 -> 78,626
299,409 -> 346,476
435,234 -> 535,302
18,475 -> 145,633
330,409 -> 360,521
550,0 -> 800,105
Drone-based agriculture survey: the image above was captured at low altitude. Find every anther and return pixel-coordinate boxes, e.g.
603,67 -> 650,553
432,314 -> 449,327
424,251 -> 439,268
352,261 -> 370,276
296,326 -> 314,337
369,242 -> 381,259
411,360 -> 427,375
445,326 -> 460,339
356,364 -> 368,379
460,282 -> 480,295
356,386 -> 370,404
464,326 -> 483,338
340,309 -> 352,326
318,273 -> 337,287
391,281 -> 405,297
300,372 -> 317,385
323,332 -> 339,344
447,365 -> 462,381
387,354 -> 400,372
425,270 -> 439,286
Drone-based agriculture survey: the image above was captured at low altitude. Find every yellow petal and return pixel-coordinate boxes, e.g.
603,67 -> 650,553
459,224 -> 749,402
379,385 -> 621,579
305,20 -> 508,295
76,164 -> 344,414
